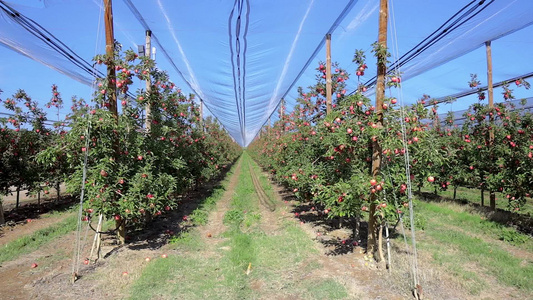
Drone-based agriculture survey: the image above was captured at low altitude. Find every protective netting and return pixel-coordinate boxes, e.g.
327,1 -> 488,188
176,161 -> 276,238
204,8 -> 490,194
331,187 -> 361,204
1,0 -> 532,145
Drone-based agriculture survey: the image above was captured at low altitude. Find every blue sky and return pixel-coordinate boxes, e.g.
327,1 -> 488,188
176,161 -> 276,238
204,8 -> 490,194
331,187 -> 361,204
1,0 -> 532,145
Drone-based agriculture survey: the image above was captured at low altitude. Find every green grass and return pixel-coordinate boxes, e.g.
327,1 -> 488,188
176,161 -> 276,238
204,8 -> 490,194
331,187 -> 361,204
187,166 -> 238,226
0,212 -> 77,264
303,279 -> 350,300
407,199 -> 533,294
250,160 -> 278,209
419,200 -> 532,250
421,186 -> 533,215
130,154 -> 349,299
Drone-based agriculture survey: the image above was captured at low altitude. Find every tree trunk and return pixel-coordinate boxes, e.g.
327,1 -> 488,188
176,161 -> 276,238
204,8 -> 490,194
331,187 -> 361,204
16,186 -> 20,209
377,220 -> 385,263
354,214 -> 360,241
116,219 -> 126,244
453,185 -> 457,200
367,202 -> 378,256
56,182 -> 61,204
144,212 -> 152,225
480,187 -> 485,207
0,199 -> 5,225
490,192 -> 496,210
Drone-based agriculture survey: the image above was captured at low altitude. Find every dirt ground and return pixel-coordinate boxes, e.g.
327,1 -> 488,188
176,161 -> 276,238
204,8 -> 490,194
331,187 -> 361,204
0,161 -> 520,300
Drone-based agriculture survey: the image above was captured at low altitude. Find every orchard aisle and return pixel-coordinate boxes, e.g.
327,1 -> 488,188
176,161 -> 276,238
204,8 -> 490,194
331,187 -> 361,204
128,154 -> 403,300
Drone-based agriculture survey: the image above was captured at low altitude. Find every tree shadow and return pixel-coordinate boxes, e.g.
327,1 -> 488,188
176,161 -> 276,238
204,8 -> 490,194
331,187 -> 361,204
100,162 -> 236,253
273,183 -> 373,256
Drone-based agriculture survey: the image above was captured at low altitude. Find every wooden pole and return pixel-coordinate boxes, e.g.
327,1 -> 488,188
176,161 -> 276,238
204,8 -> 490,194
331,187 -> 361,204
280,99 -> 285,131
104,0 -> 118,121
280,98 -> 284,118
325,34 -> 332,115
199,99 -> 203,130
145,30 -> 152,132
486,41 -> 496,211
104,0 -> 124,244
367,0 -> 388,259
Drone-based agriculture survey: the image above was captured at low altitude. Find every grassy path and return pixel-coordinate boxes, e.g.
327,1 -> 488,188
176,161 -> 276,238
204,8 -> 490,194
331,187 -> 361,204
129,154 -> 362,299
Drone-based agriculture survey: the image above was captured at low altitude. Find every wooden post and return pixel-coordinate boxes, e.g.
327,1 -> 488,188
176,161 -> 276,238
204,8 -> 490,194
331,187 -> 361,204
199,99 -> 203,130
104,0 -> 118,121
145,30 -> 152,132
280,98 -> 284,118
367,0 -> 388,259
486,41 -> 496,211
104,0 -> 124,244
280,99 -> 285,131
325,34 -> 332,115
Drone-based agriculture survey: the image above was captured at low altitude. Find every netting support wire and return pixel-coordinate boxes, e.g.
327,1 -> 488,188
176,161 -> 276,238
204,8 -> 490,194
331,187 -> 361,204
389,0 -> 419,293
430,71 -> 533,106
0,1 -> 106,81
359,0 -> 494,91
72,119 -> 91,283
